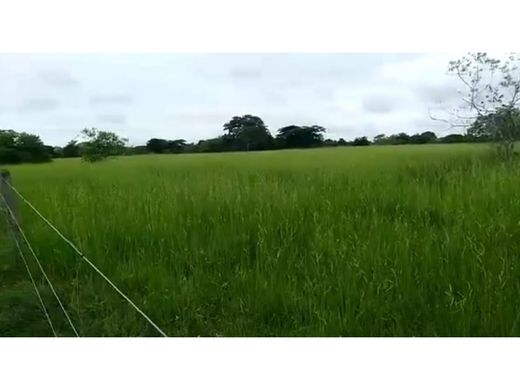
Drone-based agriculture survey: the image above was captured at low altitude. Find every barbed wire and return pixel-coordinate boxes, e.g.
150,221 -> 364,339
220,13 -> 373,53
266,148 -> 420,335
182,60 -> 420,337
1,178 -> 168,337
1,193 -> 80,336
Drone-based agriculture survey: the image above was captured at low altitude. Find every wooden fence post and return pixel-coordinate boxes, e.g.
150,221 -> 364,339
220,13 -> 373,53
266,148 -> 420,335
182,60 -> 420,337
0,169 -> 20,233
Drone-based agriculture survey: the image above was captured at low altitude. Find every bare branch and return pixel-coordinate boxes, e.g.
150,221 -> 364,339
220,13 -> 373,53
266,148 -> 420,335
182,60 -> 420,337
428,107 -> 471,133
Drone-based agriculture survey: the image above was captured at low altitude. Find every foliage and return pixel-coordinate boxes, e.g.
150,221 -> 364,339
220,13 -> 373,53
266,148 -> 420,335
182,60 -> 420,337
4,111 -> 506,165
145,138 -> 186,154
0,130 -> 17,149
352,136 -> 371,146
62,140 -> 81,158
373,134 -> 386,144
80,128 -> 128,162
126,145 -> 150,155
223,115 -> 273,151
196,136 -> 236,153
439,134 -> 467,143
168,139 -> 187,153
276,125 -> 326,148
410,131 -> 437,144
146,138 -> 170,153
134,115 -> 511,156
373,132 -> 411,145
467,107 -> 520,157
0,129 -> 51,164
140,127 -> 490,155
374,131 -> 463,146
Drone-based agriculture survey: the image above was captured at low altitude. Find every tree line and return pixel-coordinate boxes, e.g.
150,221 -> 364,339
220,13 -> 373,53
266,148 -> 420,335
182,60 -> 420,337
132,115 -> 496,155
0,128 -> 127,164
0,114 -> 506,164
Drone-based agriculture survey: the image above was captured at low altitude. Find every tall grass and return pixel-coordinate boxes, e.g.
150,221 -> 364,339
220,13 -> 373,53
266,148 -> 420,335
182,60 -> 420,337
2,143 -> 520,336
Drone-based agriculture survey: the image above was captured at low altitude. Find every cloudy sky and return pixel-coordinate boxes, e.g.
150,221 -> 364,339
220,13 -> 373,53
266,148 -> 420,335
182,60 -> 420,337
0,53 -> 462,146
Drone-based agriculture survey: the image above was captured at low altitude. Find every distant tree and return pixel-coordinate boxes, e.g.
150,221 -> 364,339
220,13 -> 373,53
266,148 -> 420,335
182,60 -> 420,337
223,115 -> 273,151
0,130 -> 19,163
63,140 -> 81,158
382,132 -> 411,145
0,147 -> 21,164
0,130 -> 17,149
276,125 -> 326,148
410,131 -> 437,144
323,138 -> 338,147
467,106 -> 520,150
337,138 -> 348,146
373,134 -> 387,145
14,132 -> 51,162
196,136 -> 232,153
182,142 -> 197,153
80,128 -> 127,162
146,138 -> 170,153
421,131 -> 437,143
439,133 -> 466,143
0,129 -> 51,163
168,139 -> 187,153
394,132 -> 412,144
352,136 -> 371,146
126,145 -> 149,155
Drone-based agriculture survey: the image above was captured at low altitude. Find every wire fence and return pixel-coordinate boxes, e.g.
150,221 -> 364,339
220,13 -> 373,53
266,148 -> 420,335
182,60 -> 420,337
4,218 -> 58,336
0,170 -> 168,337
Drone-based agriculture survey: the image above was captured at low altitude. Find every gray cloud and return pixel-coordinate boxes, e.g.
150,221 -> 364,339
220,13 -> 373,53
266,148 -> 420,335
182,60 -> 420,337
263,91 -> 288,106
89,95 -> 133,105
314,87 -> 335,100
413,84 -> 459,104
229,67 -> 263,80
324,124 -> 358,138
18,98 -> 59,112
97,114 -> 127,125
265,112 -> 323,128
173,112 -> 228,124
37,70 -> 78,87
412,116 -> 440,129
362,95 -> 394,114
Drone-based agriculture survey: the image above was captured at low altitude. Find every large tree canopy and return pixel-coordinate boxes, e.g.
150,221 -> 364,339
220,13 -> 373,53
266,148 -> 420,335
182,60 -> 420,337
467,107 -> 520,141
146,138 -> 188,154
275,125 -> 326,148
146,138 -> 170,154
80,128 -> 128,162
223,115 -> 273,151
0,129 -> 51,164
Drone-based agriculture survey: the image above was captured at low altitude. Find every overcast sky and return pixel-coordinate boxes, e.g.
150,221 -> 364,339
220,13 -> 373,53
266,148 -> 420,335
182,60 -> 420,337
0,53 -> 462,146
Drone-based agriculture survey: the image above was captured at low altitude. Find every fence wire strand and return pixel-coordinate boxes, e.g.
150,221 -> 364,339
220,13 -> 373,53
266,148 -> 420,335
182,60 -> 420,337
3,211 -> 58,336
1,193 -> 80,336
1,178 -> 168,337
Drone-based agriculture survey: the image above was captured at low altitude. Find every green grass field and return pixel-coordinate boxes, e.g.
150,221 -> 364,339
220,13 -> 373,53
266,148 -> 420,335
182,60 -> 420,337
2,143 -> 520,336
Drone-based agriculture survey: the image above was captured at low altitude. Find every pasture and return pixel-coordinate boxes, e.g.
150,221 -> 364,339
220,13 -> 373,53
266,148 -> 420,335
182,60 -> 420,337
2,143 -> 520,336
